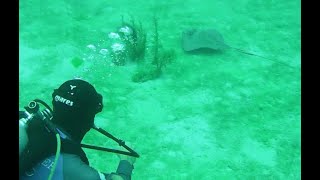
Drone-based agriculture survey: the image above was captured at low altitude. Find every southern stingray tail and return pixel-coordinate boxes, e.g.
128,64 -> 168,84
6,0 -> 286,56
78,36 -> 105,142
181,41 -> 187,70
231,47 -> 297,69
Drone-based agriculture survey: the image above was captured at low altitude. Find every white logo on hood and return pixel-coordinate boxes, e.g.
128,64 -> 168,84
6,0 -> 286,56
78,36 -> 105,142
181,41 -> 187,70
54,95 -> 74,106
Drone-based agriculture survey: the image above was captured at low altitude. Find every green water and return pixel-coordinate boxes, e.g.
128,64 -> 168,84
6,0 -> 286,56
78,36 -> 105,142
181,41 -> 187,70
19,0 -> 301,179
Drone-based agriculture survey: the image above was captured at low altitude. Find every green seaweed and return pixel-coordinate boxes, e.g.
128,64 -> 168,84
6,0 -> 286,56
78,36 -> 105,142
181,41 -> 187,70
120,15 -> 147,63
151,16 -> 176,72
151,16 -> 160,67
157,49 -> 176,71
131,16 -> 176,83
131,64 -> 161,83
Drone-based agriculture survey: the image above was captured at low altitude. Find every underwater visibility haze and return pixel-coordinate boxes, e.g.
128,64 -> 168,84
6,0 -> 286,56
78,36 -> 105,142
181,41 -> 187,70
19,0 -> 301,179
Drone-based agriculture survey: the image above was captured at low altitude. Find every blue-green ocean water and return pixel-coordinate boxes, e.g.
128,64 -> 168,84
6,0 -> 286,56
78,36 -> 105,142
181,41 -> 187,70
19,0 -> 301,179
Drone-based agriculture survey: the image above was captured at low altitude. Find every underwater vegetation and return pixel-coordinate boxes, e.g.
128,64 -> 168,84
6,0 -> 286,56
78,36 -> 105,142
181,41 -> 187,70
121,15 -> 147,63
103,15 -> 176,82
109,15 -> 147,66
131,16 -> 176,83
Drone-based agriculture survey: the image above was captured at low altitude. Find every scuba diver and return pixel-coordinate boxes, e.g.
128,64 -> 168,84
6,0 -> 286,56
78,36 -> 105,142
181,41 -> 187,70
19,78 -> 139,180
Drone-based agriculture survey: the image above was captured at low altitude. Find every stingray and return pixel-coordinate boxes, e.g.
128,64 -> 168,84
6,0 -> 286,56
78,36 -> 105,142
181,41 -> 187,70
182,28 -> 295,69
